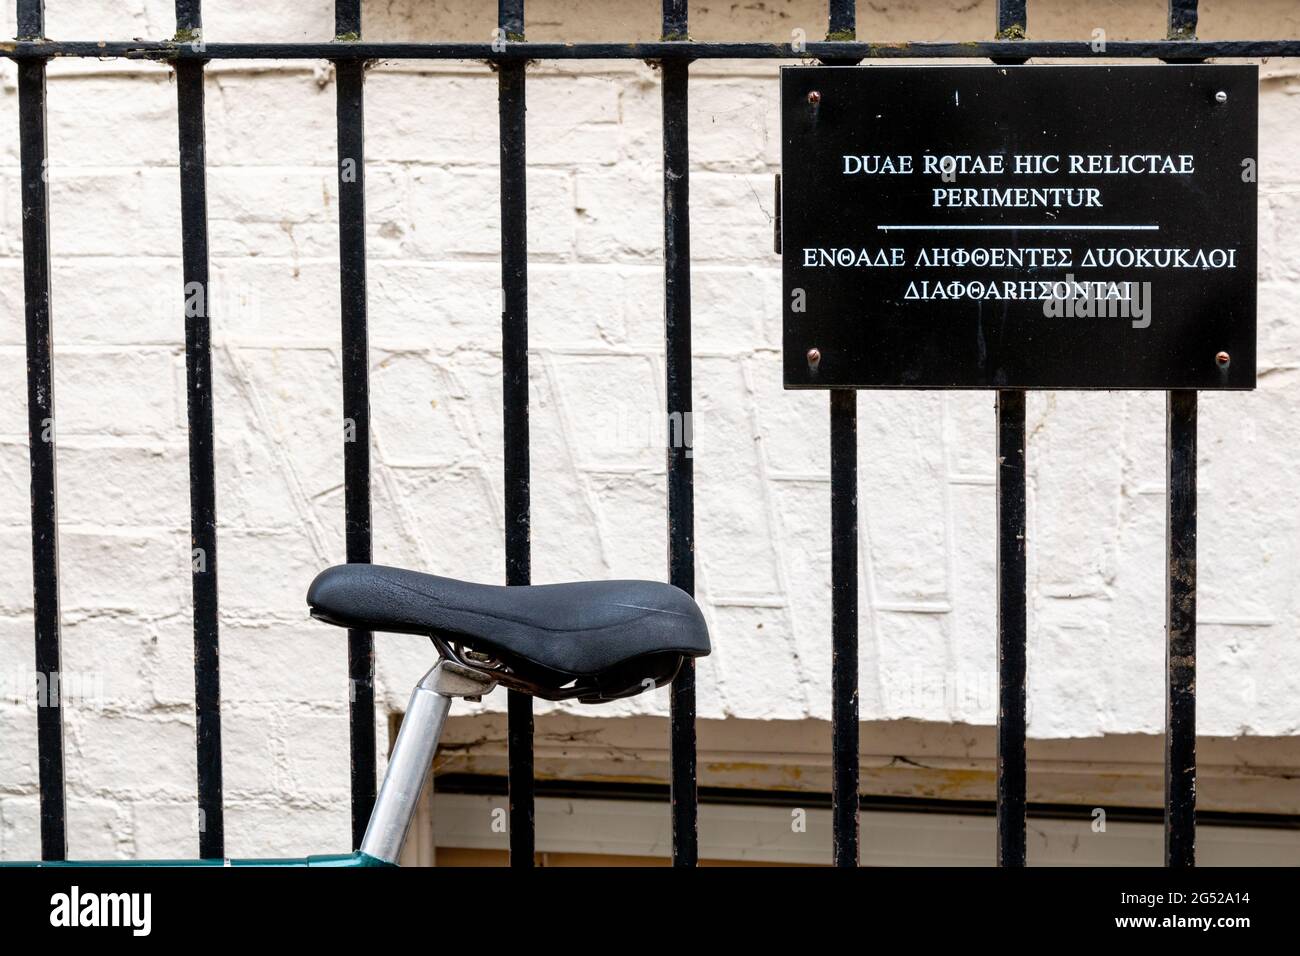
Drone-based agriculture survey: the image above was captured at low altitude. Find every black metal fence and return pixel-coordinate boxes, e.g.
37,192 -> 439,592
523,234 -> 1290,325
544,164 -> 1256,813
4,0 -> 1293,867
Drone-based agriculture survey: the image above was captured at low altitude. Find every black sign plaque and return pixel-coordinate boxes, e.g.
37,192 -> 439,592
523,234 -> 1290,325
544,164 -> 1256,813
781,65 -> 1258,389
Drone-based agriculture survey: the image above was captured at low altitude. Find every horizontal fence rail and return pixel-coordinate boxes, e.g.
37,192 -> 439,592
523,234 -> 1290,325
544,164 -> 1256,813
5,0 -> 1278,868
4,39 -> 1300,60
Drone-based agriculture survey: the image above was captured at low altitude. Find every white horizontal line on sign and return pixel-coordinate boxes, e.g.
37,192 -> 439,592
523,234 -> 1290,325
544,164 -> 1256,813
876,224 -> 1160,231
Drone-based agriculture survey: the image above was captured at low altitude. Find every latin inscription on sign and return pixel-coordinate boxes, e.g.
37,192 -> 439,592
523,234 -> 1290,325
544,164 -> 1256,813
781,66 -> 1258,389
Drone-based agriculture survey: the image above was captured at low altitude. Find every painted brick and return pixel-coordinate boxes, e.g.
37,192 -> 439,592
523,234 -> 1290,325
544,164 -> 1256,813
574,167 -> 661,261
57,442 -> 189,528
406,166 -> 574,259
58,530 -> 189,617
527,76 -> 622,166
64,710 -> 196,798
131,800 -> 205,859
364,71 -> 499,166
0,796 -> 41,859
51,349 -> 181,439
222,802 -> 349,859
205,72 -> 336,168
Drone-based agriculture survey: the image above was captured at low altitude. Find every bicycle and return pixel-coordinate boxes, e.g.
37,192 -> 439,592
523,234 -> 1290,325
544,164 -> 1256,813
10,563 -> 710,867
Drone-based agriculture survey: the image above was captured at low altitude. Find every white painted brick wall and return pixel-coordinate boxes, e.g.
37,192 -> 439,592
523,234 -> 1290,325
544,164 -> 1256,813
1,1 -> 1299,859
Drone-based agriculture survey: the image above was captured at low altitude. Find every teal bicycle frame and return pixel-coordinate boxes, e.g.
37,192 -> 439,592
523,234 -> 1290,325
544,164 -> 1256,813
8,853 -> 389,868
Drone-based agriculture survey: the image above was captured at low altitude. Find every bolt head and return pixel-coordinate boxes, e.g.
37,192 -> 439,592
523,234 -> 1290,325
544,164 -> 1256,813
1215,90 -> 1228,103
807,90 -> 821,105
806,347 -> 822,368
1216,350 -> 1231,367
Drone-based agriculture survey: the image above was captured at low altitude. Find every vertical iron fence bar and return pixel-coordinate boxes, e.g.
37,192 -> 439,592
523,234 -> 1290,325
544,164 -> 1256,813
996,0 -> 1027,38
174,0 -> 223,858
15,0 -> 40,39
1168,0 -> 1199,40
333,0 -> 376,851
1162,0 -> 1199,873
995,390 -> 1027,866
990,0 -> 1029,869
821,0 -> 862,871
498,0 -> 534,867
1165,390 -> 1197,866
662,0 -> 697,868
829,389 -> 859,866
16,0 -> 65,862
828,0 -> 855,38
335,0 -> 361,37
663,0 -> 688,40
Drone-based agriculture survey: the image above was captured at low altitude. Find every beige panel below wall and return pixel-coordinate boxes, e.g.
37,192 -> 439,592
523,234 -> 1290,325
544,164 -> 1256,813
435,713 -> 1300,815
427,793 -> 1300,866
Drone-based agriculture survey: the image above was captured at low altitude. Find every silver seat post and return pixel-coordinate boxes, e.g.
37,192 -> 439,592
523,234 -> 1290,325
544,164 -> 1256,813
361,659 -> 497,864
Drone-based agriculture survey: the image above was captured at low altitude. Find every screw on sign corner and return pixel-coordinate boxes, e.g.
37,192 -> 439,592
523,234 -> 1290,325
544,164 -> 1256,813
807,347 -> 822,370
807,90 -> 821,106
1216,350 -> 1231,368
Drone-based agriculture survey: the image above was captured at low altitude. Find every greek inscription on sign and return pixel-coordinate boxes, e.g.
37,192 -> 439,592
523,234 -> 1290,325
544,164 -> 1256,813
781,66 -> 1258,389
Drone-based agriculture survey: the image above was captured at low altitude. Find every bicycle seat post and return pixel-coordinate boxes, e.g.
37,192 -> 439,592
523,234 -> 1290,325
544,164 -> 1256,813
360,660 -> 498,864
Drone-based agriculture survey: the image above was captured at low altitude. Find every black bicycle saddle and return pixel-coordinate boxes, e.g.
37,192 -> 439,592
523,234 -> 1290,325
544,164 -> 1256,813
307,564 -> 710,703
